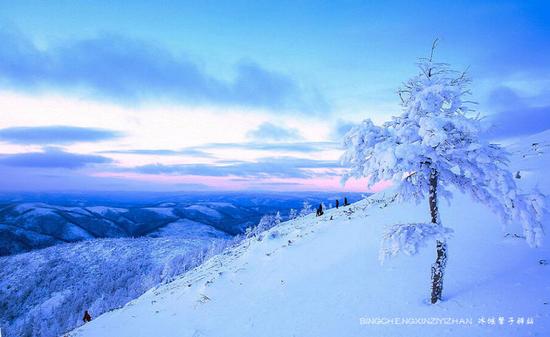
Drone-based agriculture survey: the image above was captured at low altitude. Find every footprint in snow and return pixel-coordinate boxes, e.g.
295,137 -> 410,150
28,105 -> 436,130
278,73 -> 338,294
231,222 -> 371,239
192,330 -> 205,337
198,294 -> 211,303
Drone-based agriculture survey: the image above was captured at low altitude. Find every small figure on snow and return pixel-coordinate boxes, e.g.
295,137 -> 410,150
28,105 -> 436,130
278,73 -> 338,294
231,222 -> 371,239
344,197 -> 350,206
83,310 -> 92,323
335,199 -> 339,209
316,203 -> 324,216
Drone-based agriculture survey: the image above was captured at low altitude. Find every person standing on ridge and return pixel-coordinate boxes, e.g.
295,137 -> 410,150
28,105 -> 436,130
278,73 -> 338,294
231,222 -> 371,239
83,310 -> 92,323
316,203 -> 324,216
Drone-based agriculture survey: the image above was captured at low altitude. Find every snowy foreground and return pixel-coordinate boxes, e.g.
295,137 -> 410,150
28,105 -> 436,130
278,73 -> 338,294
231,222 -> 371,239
68,133 -> 550,337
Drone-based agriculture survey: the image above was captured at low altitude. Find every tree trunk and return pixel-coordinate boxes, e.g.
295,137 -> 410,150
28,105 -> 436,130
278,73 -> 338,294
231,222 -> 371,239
429,168 -> 447,304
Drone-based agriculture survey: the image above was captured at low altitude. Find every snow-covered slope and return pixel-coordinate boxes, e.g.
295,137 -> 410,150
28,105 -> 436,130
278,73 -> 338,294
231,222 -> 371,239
506,129 -> 550,191
0,235 -> 232,337
147,219 -> 228,238
68,133 -> 550,337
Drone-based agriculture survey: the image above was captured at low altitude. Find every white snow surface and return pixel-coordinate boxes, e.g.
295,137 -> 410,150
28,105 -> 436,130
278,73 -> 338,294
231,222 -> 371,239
69,133 -> 550,337
185,205 -> 223,219
143,207 -> 176,217
85,206 -> 127,216
200,202 -> 237,208
148,219 -> 230,238
12,203 -> 50,213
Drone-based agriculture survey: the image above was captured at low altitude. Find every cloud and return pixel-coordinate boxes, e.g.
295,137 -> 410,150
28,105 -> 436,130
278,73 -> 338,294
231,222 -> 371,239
0,147 -> 112,169
246,122 -> 302,141
108,141 -> 339,157
0,165 -> 212,191
0,125 -> 122,145
102,148 -> 213,158
486,87 -> 550,138
133,157 -> 339,179
100,141 -> 338,159
0,30 -> 327,113
200,141 -> 338,153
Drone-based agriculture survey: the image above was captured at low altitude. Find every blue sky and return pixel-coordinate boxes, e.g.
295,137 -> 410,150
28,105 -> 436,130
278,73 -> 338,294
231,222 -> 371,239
0,1 -> 549,191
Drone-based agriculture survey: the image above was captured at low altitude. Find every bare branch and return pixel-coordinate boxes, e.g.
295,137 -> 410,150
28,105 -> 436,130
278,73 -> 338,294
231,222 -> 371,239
429,38 -> 439,62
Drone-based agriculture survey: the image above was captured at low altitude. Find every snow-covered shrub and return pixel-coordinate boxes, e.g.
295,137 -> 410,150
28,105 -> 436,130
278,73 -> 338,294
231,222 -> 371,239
288,208 -> 298,220
269,230 -> 281,240
246,212 -> 282,240
379,223 -> 454,263
299,201 -> 313,217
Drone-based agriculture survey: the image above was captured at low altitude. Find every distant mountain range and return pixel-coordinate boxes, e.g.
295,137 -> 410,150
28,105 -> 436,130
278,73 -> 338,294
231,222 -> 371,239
0,192 -> 365,256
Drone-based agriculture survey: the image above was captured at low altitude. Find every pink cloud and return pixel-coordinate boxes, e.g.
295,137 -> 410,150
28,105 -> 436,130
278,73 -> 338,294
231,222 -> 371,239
93,171 -> 393,193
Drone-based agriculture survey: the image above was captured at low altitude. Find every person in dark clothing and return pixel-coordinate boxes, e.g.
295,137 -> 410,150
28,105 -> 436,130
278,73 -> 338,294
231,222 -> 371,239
344,197 -> 349,206
316,203 -> 324,216
83,310 -> 92,323
335,199 -> 339,209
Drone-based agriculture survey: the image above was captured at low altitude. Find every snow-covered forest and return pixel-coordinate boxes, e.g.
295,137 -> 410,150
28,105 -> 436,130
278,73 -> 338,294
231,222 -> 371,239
0,236 -> 232,337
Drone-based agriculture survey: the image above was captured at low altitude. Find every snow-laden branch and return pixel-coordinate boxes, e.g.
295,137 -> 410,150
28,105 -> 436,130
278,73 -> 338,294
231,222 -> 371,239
379,223 -> 454,263
341,58 -> 546,248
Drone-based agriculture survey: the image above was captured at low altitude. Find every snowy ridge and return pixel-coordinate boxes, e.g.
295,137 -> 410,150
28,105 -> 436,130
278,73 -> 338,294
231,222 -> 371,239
135,202 -> 371,301
69,131 -> 550,337
0,203 -> 250,255
0,194 -> 361,256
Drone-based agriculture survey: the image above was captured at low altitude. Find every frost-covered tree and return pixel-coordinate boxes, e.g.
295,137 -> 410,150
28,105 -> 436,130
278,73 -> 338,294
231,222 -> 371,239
299,201 -> 313,217
274,211 -> 282,224
288,208 -> 298,220
341,42 -> 545,304
246,213 -> 282,239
